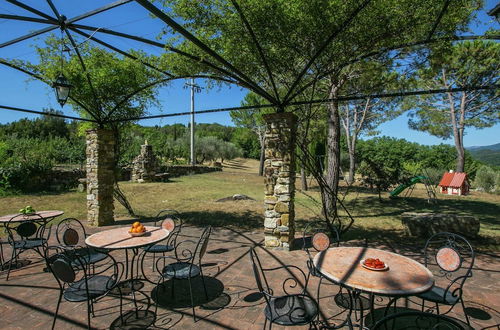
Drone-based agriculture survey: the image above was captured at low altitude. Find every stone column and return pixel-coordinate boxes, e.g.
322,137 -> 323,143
86,129 -> 115,226
263,112 -> 297,250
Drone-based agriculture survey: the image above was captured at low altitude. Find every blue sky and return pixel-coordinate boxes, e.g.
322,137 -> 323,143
0,0 -> 498,147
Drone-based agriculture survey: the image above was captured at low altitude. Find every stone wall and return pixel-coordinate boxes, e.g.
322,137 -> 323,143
263,112 -> 297,250
401,212 -> 480,238
161,165 -> 222,177
86,129 -> 115,226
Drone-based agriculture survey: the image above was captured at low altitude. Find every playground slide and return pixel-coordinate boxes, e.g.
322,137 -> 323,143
390,176 -> 428,197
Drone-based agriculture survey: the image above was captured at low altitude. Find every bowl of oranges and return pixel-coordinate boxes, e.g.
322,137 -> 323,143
129,221 -> 147,236
361,258 -> 388,271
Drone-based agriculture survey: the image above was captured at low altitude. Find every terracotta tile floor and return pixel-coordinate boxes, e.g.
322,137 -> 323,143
1,223 -> 499,329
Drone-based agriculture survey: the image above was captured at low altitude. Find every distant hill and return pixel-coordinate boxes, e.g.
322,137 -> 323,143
467,143 -> 500,167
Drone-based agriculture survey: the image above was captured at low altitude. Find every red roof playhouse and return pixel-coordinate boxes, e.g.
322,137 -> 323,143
438,171 -> 469,196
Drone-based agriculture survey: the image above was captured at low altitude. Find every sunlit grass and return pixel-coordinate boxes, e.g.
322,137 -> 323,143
0,158 -> 498,250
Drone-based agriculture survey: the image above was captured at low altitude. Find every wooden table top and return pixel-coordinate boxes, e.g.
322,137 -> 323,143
313,247 -> 434,296
0,210 -> 64,223
85,226 -> 169,250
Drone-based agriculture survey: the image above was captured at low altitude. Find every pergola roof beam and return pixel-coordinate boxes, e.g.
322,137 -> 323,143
0,25 -> 58,49
0,14 -> 54,25
109,84 -> 499,124
230,0 -> 280,103
0,104 -> 97,122
6,0 -> 57,22
0,58 -> 101,122
427,0 -> 452,41
69,27 -> 174,78
134,0 -> 278,105
286,34 -> 500,104
70,23 -> 272,96
283,0 -> 373,105
65,0 -> 132,25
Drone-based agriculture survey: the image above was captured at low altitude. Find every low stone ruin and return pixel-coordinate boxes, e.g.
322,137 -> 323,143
131,141 -> 159,183
401,212 -> 480,238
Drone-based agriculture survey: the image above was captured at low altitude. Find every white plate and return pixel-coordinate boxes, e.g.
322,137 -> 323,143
360,259 -> 389,271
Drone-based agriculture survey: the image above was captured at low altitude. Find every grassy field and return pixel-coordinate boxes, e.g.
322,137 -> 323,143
1,158 -> 498,250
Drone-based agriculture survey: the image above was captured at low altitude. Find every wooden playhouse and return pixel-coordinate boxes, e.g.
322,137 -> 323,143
438,171 -> 469,196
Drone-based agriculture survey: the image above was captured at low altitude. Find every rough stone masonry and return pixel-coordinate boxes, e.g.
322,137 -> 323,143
86,129 -> 115,226
263,112 -> 297,250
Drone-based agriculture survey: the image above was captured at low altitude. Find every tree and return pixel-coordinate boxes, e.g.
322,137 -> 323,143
157,0 -> 479,226
19,36 -> 164,215
338,61 -> 402,184
406,41 -> 500,172
231,92 -> 270,175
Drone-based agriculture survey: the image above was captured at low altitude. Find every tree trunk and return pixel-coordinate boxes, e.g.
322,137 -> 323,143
348,150 -> 356,185
326,87 -> 341,217
301,167 -> 308,191
259,143 -> 265,176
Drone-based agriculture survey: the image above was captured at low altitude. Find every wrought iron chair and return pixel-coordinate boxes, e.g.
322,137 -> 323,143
415,232 -> 475,326
154,225 -> 211,321
44,245 -> 124,330
372,311 -> 466,330
54,217 -> 107,267
250,247 -> 319,329
302,221 -> 358,328
140,209 -> 183,282
3,213 -> 50,280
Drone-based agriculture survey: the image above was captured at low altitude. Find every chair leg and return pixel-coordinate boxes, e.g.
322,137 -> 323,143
86,300 -> 92,329
316,277 -> 322,323
435,302 -> 440,315
6,248 -> 17,281
52,291 -> 63,330
460,297 -> 471,326
188,277 -> 196,321
200,270 -> 209,300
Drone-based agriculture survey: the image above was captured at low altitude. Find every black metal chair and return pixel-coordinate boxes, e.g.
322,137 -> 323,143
3,213 -> 50,280
415,232 -> 475,326
44,245 -> 124,330
302,221 -> 359,328
250,247 -> 319,329
54,217 -> 107,267
140,209 -> 183,282
372,311 -> 466,330
154,225 -> 211,321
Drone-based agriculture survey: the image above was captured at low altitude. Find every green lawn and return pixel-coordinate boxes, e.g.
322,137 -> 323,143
1,158 -> 498,250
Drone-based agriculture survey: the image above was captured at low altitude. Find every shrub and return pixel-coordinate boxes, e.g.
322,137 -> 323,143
474,165 -> 496,192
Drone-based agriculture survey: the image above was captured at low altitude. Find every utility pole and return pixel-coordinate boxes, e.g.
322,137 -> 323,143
185,78 -> 202,166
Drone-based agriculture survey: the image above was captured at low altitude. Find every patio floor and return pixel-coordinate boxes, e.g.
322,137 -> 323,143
1,223 -> 499,329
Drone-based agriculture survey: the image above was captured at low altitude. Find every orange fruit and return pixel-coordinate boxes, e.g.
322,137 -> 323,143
133,221 -> 141,228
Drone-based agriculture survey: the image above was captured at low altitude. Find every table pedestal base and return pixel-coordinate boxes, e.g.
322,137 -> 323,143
112,279 -> 145,295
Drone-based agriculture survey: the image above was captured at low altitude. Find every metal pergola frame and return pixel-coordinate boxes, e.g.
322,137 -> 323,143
0,0 -> 499,125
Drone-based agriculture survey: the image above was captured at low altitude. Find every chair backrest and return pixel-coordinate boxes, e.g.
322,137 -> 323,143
372,311 -> 465,330
155,209 -> 182,229
56,218 -> 87,247
249,247 -> 308,299
423,232 -> 475,298
195,226 -> 211,264
6,213 -> 45,245
302,221 -> 340,254
44,245 -> 123,292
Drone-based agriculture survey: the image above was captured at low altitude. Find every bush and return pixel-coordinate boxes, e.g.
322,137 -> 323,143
474,165 -> 496,192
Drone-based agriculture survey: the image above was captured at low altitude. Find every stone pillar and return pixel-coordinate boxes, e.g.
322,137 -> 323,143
263,112 -> 297,250
86,129 -> 115,226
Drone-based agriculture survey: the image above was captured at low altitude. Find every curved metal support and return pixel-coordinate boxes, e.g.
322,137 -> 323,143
69,23 -> 267,97
426,0 -> 452,41
134,0 -> 278,105
286,34 -> 500,103
0,58 -> 100,122
229,0 -> 280,103
283,0 -> 373,104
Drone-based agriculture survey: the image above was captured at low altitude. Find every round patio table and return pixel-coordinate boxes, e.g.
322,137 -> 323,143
85,226 -> 169,328
313,247 -> 434,328
0,210 -> 64,270
0,210 -> 64,223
